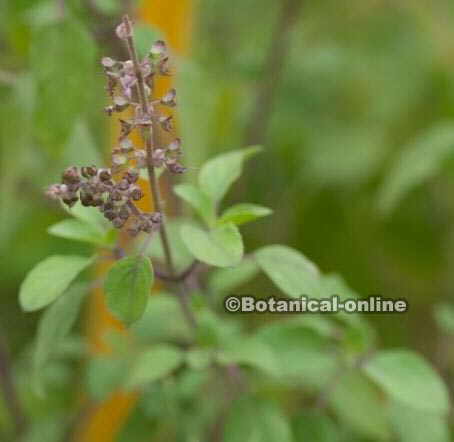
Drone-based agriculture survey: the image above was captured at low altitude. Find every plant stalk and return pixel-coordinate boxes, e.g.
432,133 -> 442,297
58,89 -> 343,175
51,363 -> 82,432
122,15 -> 197,329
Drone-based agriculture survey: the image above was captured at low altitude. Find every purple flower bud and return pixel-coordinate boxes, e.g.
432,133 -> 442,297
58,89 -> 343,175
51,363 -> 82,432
117,179 -> 130,191
158,57 -> 171,76
161,88 -> 177,107
119,138 -> 133,154
150,40 -> 167,58
98,168 -> 112,182
159,115 -> 173,132
112,153 -> 127,167
130,186 -> 143,201
81,166 -> 98,178
103,201 -> 114,211
125,168 -> 139,184
63,195 -> 79,208
45,184 -> 62,200
119,205 -> 130,220
119,119 -> 133,138
111,189 -> 123,201
112,217 -> 126,229
62,166 -> 80,184
149,212 -> 163,224
104,210 -> 116,221
80,193 -> 94,207
115,22 -> 131,40
152,149 -> 166,167
167,138 -> 182,152
134,150 -> 147,168
166,159 -> 187,174
101,57 -> 116,68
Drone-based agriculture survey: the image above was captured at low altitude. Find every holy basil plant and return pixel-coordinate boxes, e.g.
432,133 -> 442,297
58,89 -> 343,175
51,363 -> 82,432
18,16 -> 451,442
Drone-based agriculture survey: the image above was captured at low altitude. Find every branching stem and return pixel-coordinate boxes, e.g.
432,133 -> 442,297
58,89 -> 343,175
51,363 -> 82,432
122,15 -> 197,329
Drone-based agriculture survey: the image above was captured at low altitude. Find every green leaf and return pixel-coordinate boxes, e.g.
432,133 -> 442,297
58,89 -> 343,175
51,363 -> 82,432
47,219 -> 109,245
378,122 -> 454,213
388,401 -> 450,442
363,349 -> 450,414
329,372 -> 390,440
33,283 -> 88,393
19,255 -> 92,311
434,303 -> 454,334
224,398 -> 292,442
293,413 -> 340,442
208,258 -> 260,296
218,336 -> 279,377
86,356 -> 129,400
131,293 -> 192,344
31,21 -> 96,151
198,146 -> 262,203
256,323 -> 337,389
65,201 -> 109,232
218,203 -> 272,226
104,256 -> 153,325
255,245 -> 322,298
180,223 -> 243,267
63,120 -> 103,167
173,183 -> 215,226
92,0 -> 121,15
126,344 -> 183,389
186,348 -> 213,370
320,273 -> 376,351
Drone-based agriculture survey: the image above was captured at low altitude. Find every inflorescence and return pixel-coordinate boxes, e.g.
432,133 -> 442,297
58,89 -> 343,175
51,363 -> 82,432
46,21 -> 186,237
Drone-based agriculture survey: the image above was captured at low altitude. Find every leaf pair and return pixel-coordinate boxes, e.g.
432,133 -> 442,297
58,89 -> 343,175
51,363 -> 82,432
175,146 -> 271,268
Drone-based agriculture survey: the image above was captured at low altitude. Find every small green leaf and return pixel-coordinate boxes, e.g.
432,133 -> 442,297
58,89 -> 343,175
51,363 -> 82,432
378,122 -> 454,213
65,201 -> 109,232
126,344 -> 183,389
388,401 -> 450,442
131,293 -> 192,344
218,336 -> 279,377
198,146 -> 262,203
19,255 -> 92,311
180,223 -> 243,267
293,413 -> 340,442
105,256 -> 153,325
218,203 -> 272,226
434,303 -> 454,334
33,283 -> 88,393
173,183 -> 215,226
363,349 -> 450,414
329,372 -> 390,440
208,258 -> 259,296
255,245 -> 322,298
63,120 -> 103,167
48,219 -> 109,245
225,398 -> 292,442
86,356 -> 129,400
92,0 -> 121,15
186,348 -> 212,370
256,323 -> 336,389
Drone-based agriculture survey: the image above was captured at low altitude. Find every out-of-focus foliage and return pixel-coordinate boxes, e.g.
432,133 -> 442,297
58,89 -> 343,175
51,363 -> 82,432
2,0 -> 454,441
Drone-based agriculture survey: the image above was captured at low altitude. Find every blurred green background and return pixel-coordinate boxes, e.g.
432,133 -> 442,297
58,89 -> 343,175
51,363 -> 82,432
2,0 -> 454,440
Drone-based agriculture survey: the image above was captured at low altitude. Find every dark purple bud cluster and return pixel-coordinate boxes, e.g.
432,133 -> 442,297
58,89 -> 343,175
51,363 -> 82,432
46,165 -> 161,236
45,22 -> 183,241
127,212 -> 162,237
